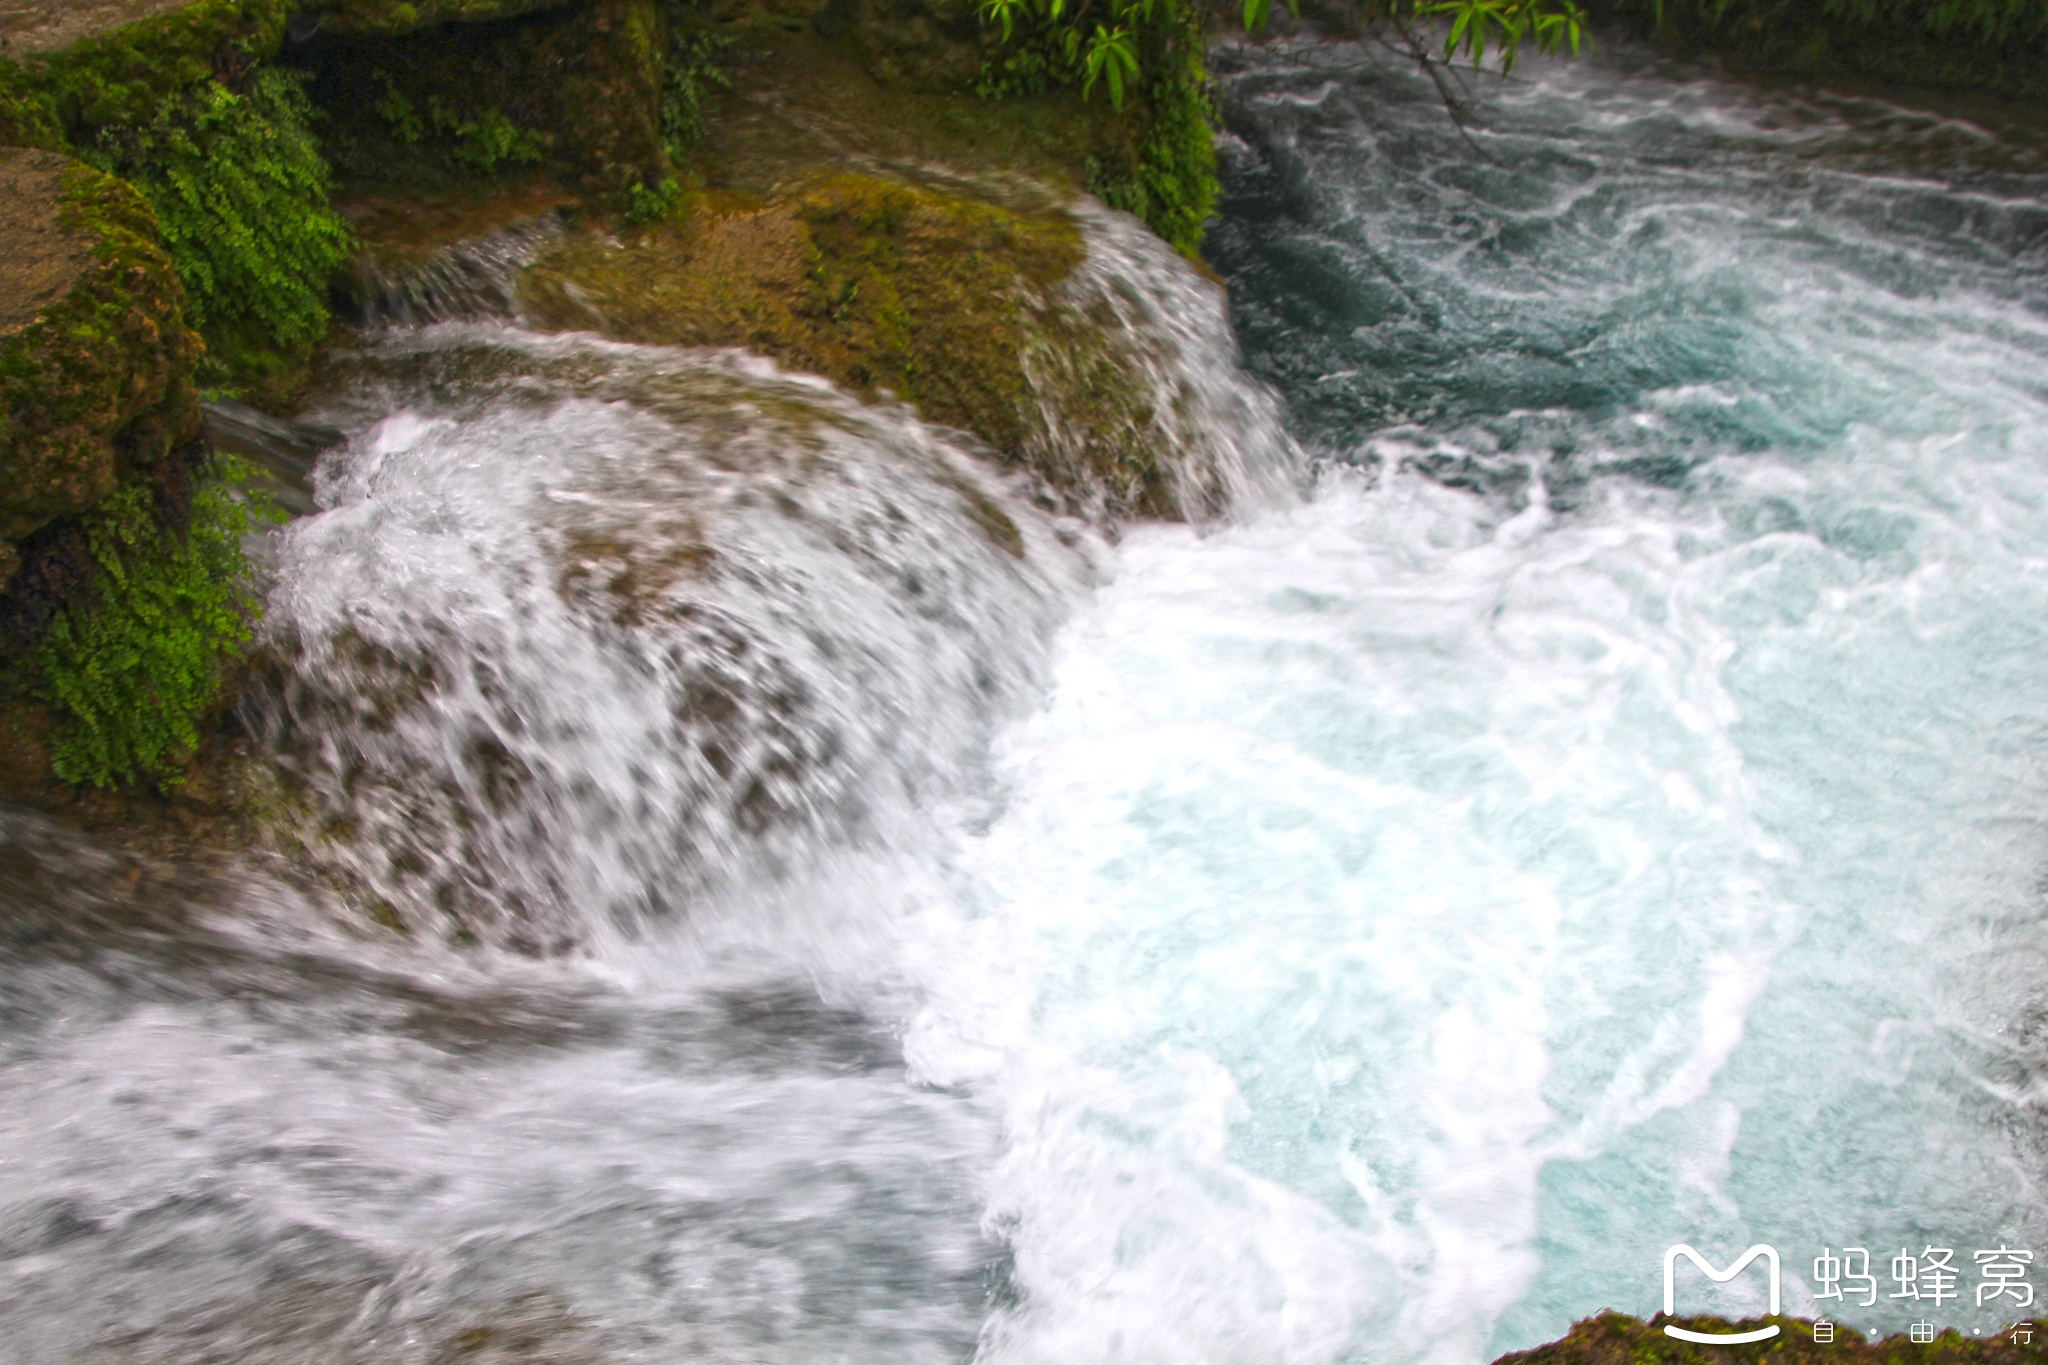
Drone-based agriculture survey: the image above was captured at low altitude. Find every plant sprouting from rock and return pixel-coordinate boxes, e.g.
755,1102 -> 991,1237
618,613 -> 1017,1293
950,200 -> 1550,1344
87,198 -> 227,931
35,459 -> 271,789
84,67 -> 354,391
659,22 -> 733,157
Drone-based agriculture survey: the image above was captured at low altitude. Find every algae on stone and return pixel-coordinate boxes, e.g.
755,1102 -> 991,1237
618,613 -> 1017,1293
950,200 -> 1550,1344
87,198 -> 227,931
0,0 -> 348,401
0,2 -> 201,59
0,149 -> 202,550
519,172 -> 1196,519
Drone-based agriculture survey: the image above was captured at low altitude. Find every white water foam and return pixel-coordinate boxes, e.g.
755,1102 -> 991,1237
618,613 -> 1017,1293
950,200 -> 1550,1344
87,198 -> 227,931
905,49 -> 2048,1364
251,329 -> 1091,954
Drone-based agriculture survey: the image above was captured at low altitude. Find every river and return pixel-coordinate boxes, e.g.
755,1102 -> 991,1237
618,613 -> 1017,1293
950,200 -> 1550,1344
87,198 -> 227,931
3,35 -> 2047,1365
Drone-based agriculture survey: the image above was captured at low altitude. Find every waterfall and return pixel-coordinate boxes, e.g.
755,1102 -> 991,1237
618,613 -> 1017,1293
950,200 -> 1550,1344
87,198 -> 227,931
244,204 -> 1294,957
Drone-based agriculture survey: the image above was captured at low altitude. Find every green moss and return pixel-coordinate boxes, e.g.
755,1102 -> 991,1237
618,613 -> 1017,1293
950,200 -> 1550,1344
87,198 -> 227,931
554,0 -> 674,200
0,157 -> 203,542
35,456 -> 265,789
0,62 -> 67,151
525,175 -> 1078,437
1,0 -> 289,141
520,173 -> 1189,516
82,68 -> 356,399
0,2 -> 348,398
0,150 -> 264,795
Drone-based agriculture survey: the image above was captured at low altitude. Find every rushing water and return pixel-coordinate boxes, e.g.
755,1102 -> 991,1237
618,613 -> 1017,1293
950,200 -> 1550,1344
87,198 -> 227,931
6,37 -> 2048,1365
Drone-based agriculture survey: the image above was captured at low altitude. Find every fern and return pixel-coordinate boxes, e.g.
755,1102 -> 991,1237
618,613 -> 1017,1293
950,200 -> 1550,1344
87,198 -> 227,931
659,23 -> 734,158
449,109 -> 545,175
36,461 -> 268,790
84,68 -> 354,387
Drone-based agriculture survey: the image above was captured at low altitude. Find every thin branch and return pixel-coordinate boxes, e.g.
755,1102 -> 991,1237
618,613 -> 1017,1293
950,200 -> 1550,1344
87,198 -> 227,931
1382,18 -> 1500,162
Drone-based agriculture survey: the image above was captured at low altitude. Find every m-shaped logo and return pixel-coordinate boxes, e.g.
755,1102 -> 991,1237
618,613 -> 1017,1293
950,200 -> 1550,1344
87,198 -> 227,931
1663,1245 -> 1782,1344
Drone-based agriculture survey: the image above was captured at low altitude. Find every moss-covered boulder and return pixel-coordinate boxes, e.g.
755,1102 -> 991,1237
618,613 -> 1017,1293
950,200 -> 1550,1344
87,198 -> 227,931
0,148 -> 201,556
0,144 -> 264,807
517,174 -> 1199,518
555,0 -> 669,196
0,1 -> 347,405
523,175 -> 1083,443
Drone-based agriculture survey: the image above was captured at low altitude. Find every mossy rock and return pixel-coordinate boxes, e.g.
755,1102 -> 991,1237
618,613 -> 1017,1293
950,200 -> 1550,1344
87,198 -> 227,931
0,148 -> 202,554
692,18 -> 1131,200
520,175 -> 1083,446
555,0 -> 669,197
0,59 -> 63,149
0,2 -> 201,60
298,0 -> 583,36
0,0 -> 288,142
519,173 -> 1193,518
1499,1312 -> 2048,1365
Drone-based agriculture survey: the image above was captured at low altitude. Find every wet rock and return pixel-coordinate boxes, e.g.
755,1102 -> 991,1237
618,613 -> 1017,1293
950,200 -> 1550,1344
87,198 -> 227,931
516,174 -> 1221,521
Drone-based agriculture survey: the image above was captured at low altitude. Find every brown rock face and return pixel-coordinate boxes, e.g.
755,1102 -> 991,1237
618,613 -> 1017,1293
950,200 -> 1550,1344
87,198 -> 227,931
0,148 -> 89,340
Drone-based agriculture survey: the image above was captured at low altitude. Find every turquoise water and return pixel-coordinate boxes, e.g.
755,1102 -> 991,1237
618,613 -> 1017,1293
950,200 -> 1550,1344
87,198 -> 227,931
910,43 -> 2048,1365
